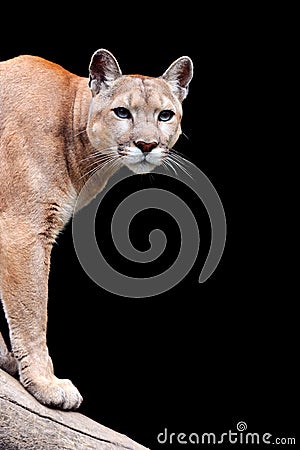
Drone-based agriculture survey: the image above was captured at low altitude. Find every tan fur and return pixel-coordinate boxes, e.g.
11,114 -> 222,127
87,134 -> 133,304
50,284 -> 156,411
0,49 -> 193,409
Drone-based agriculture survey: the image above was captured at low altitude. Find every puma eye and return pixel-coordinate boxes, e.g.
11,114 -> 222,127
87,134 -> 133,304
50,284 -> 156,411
158,110 -> 175,122
113,107 -> 132,119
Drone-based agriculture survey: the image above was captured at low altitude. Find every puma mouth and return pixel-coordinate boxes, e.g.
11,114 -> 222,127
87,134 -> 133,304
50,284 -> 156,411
125,160 -> 158,174
118,146 -> 164,174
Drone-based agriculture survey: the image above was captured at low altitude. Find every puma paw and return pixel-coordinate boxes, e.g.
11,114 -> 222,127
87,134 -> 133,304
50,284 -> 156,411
23,375 -> 83,410
0,333 -> 18,376
0,351 -> 19,376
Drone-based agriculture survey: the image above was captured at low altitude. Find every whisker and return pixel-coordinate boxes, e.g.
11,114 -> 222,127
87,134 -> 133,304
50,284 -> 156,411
171,158 -> 192,178
162,158 -> 178,176
96,156 -> 123,177
80,154 -> 122,180
170,146 -> 192,161
74,127 -> 93,137
84,154 -> 118,170
170,152 -> 190,167
166,152 -> 193,179
80,146 -> 118,162
147,172 -> 156,184
98,156 -> 120,172
181,132 -> 190,141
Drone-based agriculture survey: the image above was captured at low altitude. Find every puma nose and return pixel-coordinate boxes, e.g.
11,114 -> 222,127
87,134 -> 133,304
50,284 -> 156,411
135,141 -> 158,153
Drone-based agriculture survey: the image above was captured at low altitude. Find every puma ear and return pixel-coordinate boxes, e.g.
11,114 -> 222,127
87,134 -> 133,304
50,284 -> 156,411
88,49 -> 122,96
161,56 -> 193,102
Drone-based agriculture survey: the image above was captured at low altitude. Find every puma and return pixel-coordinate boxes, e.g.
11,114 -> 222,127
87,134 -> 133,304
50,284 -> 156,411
0,49 -> 193,409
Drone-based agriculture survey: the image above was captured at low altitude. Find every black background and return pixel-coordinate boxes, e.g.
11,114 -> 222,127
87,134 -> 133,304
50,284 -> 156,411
0,4 -> 296,449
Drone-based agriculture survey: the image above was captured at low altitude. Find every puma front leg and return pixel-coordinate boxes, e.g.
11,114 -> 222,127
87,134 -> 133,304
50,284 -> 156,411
0,218 -> 82,410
